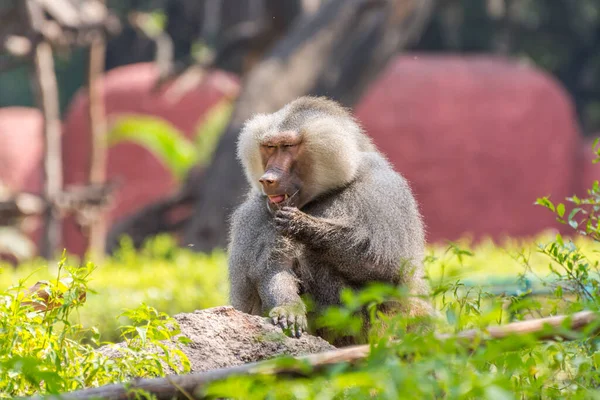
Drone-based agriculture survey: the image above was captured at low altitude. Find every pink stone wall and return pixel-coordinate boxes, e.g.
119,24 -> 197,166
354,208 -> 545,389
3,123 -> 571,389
0,107 -> 44,194
0,107 -> 45,247
355,54 -> 581,243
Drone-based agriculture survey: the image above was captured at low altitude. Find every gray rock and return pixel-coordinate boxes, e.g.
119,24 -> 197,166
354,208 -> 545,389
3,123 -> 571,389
99,306 -> 335,373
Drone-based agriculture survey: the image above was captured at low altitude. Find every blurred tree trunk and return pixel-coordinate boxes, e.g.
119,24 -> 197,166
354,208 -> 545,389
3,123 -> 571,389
107,0 -> 435,254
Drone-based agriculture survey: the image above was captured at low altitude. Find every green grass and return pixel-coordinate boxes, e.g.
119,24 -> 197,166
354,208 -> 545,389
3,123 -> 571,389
3,231 -> 600,399
0,235 -> 229,343
1,231 -> 596,343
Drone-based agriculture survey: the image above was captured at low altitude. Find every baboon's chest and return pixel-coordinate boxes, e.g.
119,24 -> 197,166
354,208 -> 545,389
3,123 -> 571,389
292,253 -> 350,305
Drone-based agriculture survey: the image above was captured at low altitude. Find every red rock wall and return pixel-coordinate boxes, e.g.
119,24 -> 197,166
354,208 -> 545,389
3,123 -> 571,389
355,54 -> 581,244
0,107 -> 44,246
0,107 -> 44,194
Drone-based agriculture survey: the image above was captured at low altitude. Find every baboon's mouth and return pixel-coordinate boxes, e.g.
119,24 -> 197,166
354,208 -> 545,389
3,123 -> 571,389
268,194 -> 288,204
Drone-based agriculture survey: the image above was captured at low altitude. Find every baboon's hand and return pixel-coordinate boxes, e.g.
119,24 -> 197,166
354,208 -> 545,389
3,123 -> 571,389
273,206 -> 306,237
269,305 -> 308,338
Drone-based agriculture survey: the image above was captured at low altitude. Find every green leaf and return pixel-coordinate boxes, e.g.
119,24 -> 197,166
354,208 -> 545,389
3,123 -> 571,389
554,285 -> 563,298
557,203 -> 565,218
534,197 -> 555,212
484,385 -> 515,400
136,326 -> 148,345
194,99 -> 234,166
108,115 -> 197,181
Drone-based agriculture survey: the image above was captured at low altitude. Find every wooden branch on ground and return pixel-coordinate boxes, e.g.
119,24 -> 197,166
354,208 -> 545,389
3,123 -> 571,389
442,310 -> 600,342
32,310 -> 600,400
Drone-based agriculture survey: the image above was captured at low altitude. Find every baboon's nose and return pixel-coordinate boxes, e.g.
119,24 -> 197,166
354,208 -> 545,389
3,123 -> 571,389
259,172 -> 279,187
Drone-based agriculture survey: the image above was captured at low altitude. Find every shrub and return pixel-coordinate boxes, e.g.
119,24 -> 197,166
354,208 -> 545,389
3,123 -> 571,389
0,235 -> 228,343
0,254 -> 191,398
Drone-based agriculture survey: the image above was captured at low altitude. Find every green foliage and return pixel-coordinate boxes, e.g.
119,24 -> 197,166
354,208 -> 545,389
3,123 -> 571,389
0,254 -> 190,398
107,99 -> 233,181
6,141 -> 600,397
205,138 -> 600,399
0,235 -> 229,343
3,231 -> 600,398
205,235 -> 600,400
194,99 -> 234,166
107,115 -> 198,181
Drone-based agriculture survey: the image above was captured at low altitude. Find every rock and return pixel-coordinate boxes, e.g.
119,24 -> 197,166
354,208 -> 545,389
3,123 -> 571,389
99,306 -> 335,373
61,63 -> 240,256
355,54 -> 581,244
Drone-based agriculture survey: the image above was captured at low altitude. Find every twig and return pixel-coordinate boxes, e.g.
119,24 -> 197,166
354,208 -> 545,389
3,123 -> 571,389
30,310 -> 600,400
30,39 -> 63,260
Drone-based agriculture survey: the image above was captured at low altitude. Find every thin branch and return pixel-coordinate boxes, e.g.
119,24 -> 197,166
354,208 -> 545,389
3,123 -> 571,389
26,0 -> 63,260
86,29 -> 108,261
30,40 -> 63,260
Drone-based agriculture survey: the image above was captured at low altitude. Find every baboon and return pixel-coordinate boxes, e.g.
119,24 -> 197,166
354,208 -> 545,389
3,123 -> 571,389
228,96 -> 432,345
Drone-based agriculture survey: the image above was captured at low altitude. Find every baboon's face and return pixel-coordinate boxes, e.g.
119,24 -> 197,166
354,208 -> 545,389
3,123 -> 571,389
259,130 -> 306,211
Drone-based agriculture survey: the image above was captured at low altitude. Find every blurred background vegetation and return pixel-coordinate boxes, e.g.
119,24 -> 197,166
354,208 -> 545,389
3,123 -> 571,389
2,0 -> 600,133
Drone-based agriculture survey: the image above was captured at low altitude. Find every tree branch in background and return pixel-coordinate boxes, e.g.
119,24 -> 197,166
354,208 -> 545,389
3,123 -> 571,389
87,27 -> 109,261
25,0 -> 64,260
30,39 -> 63,260
180,0 -> 435,252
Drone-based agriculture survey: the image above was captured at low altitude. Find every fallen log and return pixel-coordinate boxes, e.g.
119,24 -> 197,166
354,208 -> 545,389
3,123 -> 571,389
33,310 -> 600,400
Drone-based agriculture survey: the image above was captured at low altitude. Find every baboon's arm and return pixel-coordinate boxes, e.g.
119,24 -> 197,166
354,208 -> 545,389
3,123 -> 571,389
254,268 -> 307,337
273,206 -> 401,283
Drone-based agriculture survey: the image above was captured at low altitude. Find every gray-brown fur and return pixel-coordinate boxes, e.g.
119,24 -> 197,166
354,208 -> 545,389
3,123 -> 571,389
228,96 -> 432,345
